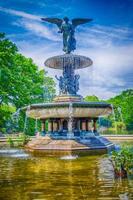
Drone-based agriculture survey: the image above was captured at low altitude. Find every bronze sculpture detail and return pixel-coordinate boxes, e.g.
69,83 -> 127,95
41,17 -> 92,53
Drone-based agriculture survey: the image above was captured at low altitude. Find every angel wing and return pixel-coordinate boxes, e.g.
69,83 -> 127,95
41,17 -> 63,29
72,18 -> 93,28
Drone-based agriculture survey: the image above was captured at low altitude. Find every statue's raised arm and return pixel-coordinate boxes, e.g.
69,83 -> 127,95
41,17 -> 92,54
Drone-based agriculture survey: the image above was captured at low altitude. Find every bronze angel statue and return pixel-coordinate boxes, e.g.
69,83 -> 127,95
41,17 -> 92,53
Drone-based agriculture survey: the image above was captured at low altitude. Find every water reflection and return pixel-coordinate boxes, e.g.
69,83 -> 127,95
60,155 -> 78,160
0,144 -> 133,200
0,149 -> 29,158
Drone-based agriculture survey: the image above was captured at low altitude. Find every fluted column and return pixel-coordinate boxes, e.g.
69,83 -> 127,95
81,120 -> 86,131
53,120 -> 58,132
48,119 -> 53,132
87,119 -> 92,131
41,120 -> 45,132
59,119 -> 63,131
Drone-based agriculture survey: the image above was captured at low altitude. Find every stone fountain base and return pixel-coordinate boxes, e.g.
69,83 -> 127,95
26,135 -> 114,154
24,52 -> 114,155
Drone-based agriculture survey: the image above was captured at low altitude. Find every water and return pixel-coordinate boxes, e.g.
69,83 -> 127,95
118,106 -> 124,123
60,155 -> 78,160
35,118 -> 38,133
23,114 -> 28,133
68,102 -> 74,138
0,149 -> 29,158
23,106 -> 30,133
12,108 -> 20,125
0,141 -> 132,200
111,104 -> 117,133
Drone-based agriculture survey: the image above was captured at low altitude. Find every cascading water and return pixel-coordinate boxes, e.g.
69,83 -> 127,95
98,116 -> 102,133
117,106 -> 124,123
23,106 -> 30,133
11,108 -> 20,130
68,102 -> 74,139
23,113 -> 28,133
12,108 -> 20,123
111,104 -> 117,133
35,118 -> 38,133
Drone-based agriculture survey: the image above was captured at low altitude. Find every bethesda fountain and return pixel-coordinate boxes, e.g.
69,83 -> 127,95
26,17 -> 114,152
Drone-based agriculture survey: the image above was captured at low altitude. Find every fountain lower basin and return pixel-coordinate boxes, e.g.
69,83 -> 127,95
26,102 -> 112,119
26,101 -> 114,152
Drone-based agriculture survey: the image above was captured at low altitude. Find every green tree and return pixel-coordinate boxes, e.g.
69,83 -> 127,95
0,33 -> 56,134
108,89 -> 133,130
0,104 -> 16,133
84,95 -> 100,102
84,91 -> 133,132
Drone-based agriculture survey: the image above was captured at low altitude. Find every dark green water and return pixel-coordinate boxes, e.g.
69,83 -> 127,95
0,142 -> 133,200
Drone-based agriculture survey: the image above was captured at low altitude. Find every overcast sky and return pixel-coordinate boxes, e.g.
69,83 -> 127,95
0,0 -> 133,99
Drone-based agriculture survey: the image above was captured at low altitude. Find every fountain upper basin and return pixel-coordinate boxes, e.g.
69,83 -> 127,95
26,102 -> 112,119
45,54 -> 93,69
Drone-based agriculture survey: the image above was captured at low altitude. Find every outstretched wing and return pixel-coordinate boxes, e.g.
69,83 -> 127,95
41,17 -> 63,28
72,18 -> 93,28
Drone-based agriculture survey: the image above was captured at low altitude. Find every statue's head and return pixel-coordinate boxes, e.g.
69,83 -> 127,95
63,17 -> 69,22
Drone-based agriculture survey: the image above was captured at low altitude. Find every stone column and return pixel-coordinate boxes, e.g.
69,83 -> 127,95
87,119 -> 92,131
41,120 -> 46,135
48,119 -> 53,132
59,119 -> 63,131
82,120 -> 86,131
53,120 -> 58,132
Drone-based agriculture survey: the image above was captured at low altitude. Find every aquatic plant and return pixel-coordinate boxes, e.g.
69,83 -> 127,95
110,147 -> 133,178
18,133 -> 30,145
7,136 -> 14,147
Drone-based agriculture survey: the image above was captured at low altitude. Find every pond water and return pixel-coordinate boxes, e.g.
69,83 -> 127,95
0,141 -> 133,200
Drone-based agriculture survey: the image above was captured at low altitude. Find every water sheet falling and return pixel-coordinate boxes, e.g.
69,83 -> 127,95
68,102 -> 74,138
111,104 -> 117,133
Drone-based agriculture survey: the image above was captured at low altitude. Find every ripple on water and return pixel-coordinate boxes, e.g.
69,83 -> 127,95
0,149 -> 30,158
0,149 -> 21,154
10,153 -> 29,158
60,155 -> 78,160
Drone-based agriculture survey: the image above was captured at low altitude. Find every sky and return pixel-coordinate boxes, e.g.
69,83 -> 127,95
0,0 -> 133,99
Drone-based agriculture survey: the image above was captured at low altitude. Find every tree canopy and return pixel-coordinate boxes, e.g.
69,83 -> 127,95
108,89 -> 133,130
84,95 -> 100,102
0,33 -> 55,133
84,90 -> 133,131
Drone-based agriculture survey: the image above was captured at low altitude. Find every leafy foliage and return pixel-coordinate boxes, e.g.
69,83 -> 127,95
85,89 -> 133,131
84,95 -> 100,102
110,147 -> 133,178
18,133 -> 30,145
0,33 -> 56,134
0,104 -> 16,133
108,89 -> 133,130
7,136 -> 14,147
